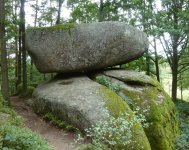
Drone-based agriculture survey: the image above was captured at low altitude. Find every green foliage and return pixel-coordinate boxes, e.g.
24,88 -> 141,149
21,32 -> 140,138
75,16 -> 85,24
67,0 -> 129,23
0,104 -> 16,118
71,76 -> 150,149
174,99 -> 189,150
0,123 -> 55,150
0,99 -> 54,150
42,113 -> 79,132
17,83 -> 35,98
96,76 -> 121,94
70,106 -> 150,150
67,0 -> 99,23
35,23 -> 76,36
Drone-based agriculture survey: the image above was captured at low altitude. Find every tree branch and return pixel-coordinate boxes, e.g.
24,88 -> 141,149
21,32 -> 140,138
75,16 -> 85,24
159,37 -> 172,69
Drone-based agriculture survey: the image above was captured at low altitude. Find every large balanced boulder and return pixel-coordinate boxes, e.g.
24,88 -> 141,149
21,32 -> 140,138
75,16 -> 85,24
26,21 -> 149,73
32,73 -> 151,150
88,69 -> 179,150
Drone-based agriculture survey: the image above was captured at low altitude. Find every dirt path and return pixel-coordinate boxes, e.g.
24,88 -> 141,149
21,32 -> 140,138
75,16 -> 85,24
10,96 -> 89,150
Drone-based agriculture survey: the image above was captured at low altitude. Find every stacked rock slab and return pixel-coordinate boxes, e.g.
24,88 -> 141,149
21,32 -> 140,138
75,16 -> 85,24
32,73 -> 151,150
26,21 -> 149,73
26,22 -> 179,150
87,68 -> 179,150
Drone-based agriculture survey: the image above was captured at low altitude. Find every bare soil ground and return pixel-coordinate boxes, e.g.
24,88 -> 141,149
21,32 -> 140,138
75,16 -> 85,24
10,96 -> 90,150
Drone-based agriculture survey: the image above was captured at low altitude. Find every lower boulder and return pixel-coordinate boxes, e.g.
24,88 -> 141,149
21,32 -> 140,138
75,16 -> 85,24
32,73 -> 151,149
88,68 -> 179,150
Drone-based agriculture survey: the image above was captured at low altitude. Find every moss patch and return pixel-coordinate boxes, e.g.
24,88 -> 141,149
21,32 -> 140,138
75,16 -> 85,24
98,86 -> 126,118
59,80 -> 73,85
34,23 -> 76,36
120,75 -> 155,86
122,79 -> 179,150
97,85 -> 151,150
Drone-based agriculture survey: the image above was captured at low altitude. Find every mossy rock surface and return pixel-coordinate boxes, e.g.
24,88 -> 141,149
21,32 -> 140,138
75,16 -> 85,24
89,69 -> 179,150
103,68 -> 155,86
32,73 -> 151,150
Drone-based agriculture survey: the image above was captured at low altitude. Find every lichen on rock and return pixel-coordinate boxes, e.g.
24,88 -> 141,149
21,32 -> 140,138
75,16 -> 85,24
26,22 -> 149,73
32,73 -> 151,149
34,23 -> 76,36
89,68 -> 179,150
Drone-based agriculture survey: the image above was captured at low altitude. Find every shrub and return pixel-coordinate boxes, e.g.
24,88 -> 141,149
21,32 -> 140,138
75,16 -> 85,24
0,123 -> 55,150
0,100 -> 54,150
70,105 -> 150,150
174,99 -> 189,150
17,83 -> 35,98
70,75 -> 151,149
42,112 -> 79,132
96,76 -> 121,94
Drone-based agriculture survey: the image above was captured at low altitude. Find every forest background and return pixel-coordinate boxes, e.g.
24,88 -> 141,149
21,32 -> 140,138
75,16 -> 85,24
0,0 -> 189,104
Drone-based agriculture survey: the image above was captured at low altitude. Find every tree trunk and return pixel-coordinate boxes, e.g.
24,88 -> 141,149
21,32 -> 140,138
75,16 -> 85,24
18,25 -> 22,85
56,0 -> 65,24
154,37 -> 160,82
44,74 -> 46,81
146,50 -> 150,75
30,60 -> 33,82
0,0 -> 10,104
21,0 -> 27,96
142,0 -> 150,76
172,66 -> 177,102
171,12 -> 179,102
99,0 -> 103,22
15,25 -> 18,91
172,40 -> 178,102
180,74 -> 183,100
30,0 -> 38,82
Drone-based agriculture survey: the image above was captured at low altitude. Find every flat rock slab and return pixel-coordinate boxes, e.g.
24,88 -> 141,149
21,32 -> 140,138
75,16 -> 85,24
103,69 -> 155,86
26,21 -> 149,73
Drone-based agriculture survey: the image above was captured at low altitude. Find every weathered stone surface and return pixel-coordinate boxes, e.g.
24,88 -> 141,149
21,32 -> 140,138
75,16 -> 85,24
88,68 -> 179,150
0,112 -> 11,122
26,98 -> 34,107
32,73 -> 151,150
26,22 -> 149,73
95,69 -> 179,150
103,69 -> 155,86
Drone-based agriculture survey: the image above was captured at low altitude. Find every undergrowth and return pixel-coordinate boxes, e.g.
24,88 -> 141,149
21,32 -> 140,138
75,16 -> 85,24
70,75 -> 150,150
70,106 -> 150,150
96,75 -> 121,94
0,95 -> 55,150
41,113 -> 80,132
174,99 -> 189,150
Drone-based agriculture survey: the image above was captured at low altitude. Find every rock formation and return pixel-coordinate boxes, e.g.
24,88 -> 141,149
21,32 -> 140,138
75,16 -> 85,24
26,22 -> 179,150
88,68 -> 179,150
26,21 -> 149,73
32,73 -> 151,150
